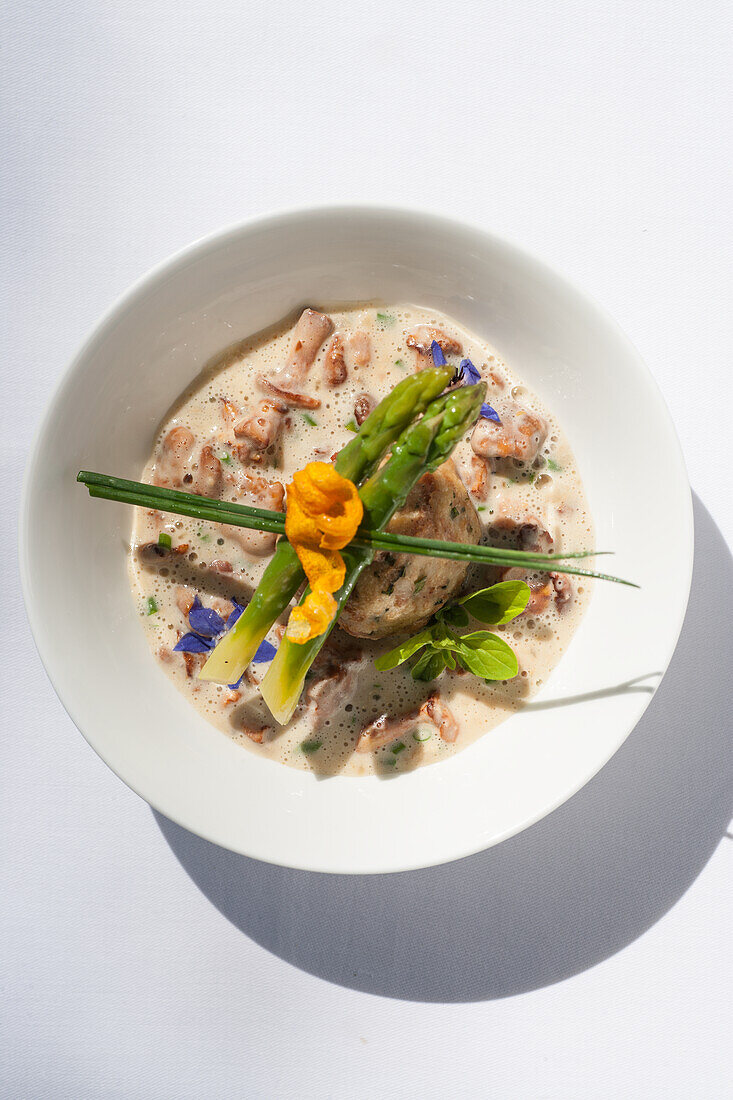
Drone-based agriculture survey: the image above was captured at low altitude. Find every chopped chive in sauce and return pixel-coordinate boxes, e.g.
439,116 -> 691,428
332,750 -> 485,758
376,311 -> 395,326
382,756 -> 397,767
546,458 -> 562,472
198,531 -> 210,542
413,728 -> 432,742
391,741 -> 406,755
146,596 -> 158,615
394,358 -> 405,369
300,739 -> 322,754
450,505 -> 459,519
527,469 -> 536,483
413,576 -> 427,593
220,451 -> 232,465
302,413 -> 318,427
157,532 -> 172,549
477,505 -> 487,513
345,418 -> 358,433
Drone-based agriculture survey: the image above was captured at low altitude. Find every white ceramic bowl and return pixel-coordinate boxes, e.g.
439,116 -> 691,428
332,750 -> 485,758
20,208 -> 693,874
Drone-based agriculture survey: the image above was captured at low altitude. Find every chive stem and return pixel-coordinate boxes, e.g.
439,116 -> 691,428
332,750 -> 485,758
77,470 -> 636,587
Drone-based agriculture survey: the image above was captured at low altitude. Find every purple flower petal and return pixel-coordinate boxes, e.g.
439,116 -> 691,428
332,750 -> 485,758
188,595 -> 226,638
252,638 -> 277,663
431,340 -> 447,366
226,601 -> 244,630
228,674 -> 245,689
460,358 -> 482,385
173,632 -> 215,654
480,402 -> 502,424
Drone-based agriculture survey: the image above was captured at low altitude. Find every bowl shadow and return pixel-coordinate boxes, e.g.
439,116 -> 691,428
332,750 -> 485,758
154,493 -> 732,1002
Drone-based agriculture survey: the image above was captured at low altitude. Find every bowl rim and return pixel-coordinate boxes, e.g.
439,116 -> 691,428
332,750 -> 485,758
19,204 -> 694,872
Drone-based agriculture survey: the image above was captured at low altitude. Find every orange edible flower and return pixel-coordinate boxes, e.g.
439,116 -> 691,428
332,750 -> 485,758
284,462 -> 363,643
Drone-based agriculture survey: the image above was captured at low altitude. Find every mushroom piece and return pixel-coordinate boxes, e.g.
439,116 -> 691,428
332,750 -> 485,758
348,330 -> 372,368
304,635 -> 364,724
152,426 -> 196,488
136,540 -> 185,565
219,472 -> 285,556
356,692 -> 459,751
339,462 -> 481,639
230,698 -> 275,744
406,325 -> 462,358
324,333 -> 348,386
257,308 -> 333,408
190,444 -> 222,498
233,398 -> 289,464
454,452 -> 490,499
353,392 -> 376,425
489,515 -> 573,613
471,403 -> 547,465
151,428 -> 222,496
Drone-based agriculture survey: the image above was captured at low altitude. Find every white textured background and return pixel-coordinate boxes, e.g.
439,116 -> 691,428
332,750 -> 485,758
2,2 -> 732,1097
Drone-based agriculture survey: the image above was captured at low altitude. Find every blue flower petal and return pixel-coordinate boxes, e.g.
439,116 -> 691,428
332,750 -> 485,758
459,358 -> 482,385
480,402 -> 502,424
188,596 -> 226,637
174,632 -> 215,654
226,601 -> 244,630
252,638 -> 277,663
431,340 -> 447,366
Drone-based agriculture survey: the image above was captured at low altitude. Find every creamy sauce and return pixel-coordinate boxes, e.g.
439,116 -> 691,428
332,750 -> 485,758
128,304 -> 594,776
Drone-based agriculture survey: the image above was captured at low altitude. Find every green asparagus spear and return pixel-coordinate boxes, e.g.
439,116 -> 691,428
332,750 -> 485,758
260,381 -> 487,724
199,365 -> 454,684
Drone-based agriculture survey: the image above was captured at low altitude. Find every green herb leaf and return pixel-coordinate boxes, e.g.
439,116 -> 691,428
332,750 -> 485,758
426,621 -> 458,649
146,596 -> 158,615
459,580 -> 530,624
394,358 -> 405,369
302,413 -> 318,427
157,532 -> 172,549
411,648 -> 448,681
220,451 -> 232,465
374,628 -> 435,671
436,603 -> 469,627
455,630 -> 519,680
376,311 -> 395,326
300,739 -> 322,754
546,458 -> 562,472
345,418 -> 358,433
391,741 -> 406,755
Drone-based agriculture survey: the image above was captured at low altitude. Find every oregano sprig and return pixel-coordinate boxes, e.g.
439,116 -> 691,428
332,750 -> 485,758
374,580 -> 531,683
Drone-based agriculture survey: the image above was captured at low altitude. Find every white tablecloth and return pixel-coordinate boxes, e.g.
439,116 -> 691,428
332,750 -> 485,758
3,2 -> 731,1096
